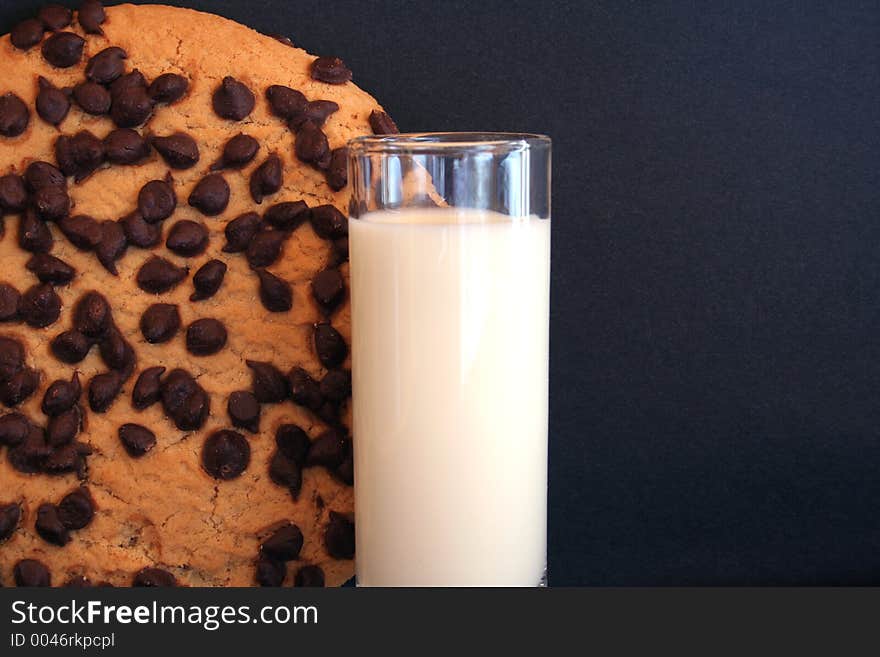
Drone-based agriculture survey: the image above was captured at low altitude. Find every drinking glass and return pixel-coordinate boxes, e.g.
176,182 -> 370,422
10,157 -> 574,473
347,133 -> 551,586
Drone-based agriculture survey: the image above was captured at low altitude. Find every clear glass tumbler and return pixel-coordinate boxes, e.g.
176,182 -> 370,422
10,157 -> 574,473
347,133 -> 551,586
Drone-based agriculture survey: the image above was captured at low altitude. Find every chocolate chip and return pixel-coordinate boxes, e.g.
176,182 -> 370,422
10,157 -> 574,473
0,503 -> 21,542
202,430 -> 250,480
264,200 -> 308,231
43,443 -> 92,479
47,406 -> 80,446
2,368 -> 41,409
223,212 -> 261,252
14,559 -> 52,586
8,425 -> 50,472
78,0 -> 106,34
160,369 -> 209,431
72,81 -> 111,115
132,366 -> 165,410
160,368 -> 197,414
148,73 -> 188,104
0,336 -> 24,381
50,330 -> 92,363
212,76 -> 255,121
188,173 -> 230,216
246,360 -> 287,403
98,325 -> 135,375
310,56 -> 352,84
139,303 -> 180,344
0,412 -> 30,447
46,442 -> 89,478
19,209 -> 54,252
249,153 -> 283,204
211,133 -> 259,170
269,34 -> 294,47
335,455 -> 354,485
58,487 -> 94,529
246,229 -> 287,268
289,100 -> 339,131
325,147 -> 348,191
332,236 -> 349,264
109,69 -> 147,96
255,555 -> 286,587
121,210 -> 162,248
74,291 -> 111,337
227,391 -> 260,432
42,372 -> 81,416
88,370 -> 122,413
36,503 -> 70,546
150,132 -> 199,169
39,4 -> 73,30
95,220 -> 127,275
369,110 -> 400,135
58,214 -> 102,250
0,174 -> 26,215
85,46 -> 127,85
312,268 -> 345,312
45,410 -> 77,448
305,100 -> 339,128
32,186 -> 69,223
191,259 -> 227,301
256,269 -> 292,312
19,283 -> 61,328
138,177 -> 176,223
25,161 -> 65,191
176,388 -> 210,431
185,318 -> 227,356
58,130 -> 107,181
314,322 -> 347,367
266,85 -> 307,119
324,511 -> 355,559
309,204 -> 348,239
25,254 -> 74,286
166,220 -> 208,257
133,568 -> 176,587
268,451 -> 302,499
333,236 -> 349,264
295,565 -> 325,587
261,523 -> 303,561
42,31 -> 85,68
11,18 -> 45,50
320,369 -> 351,402
110,85 -> 154,128
136,256 -> 187,294
0,284 -> 20,322
104,128 -> 150,165
0,94 -> 28,138
119,423 -> 156,457
275,424 -> 310,464
317,404 -> 341,432
306,428 -> 348,469
295,121 -> 330,166
48,442 -> 86,477
35,76 -> 70,126
287,367 -> 323,411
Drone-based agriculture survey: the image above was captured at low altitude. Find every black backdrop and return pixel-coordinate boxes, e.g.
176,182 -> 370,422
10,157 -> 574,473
2,1 -> 878,586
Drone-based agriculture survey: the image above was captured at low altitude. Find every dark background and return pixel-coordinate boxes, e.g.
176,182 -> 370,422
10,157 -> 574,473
2,1 -> 878,585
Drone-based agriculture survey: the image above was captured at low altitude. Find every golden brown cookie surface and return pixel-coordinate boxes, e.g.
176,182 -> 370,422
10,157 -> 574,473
0,3 -> 378,587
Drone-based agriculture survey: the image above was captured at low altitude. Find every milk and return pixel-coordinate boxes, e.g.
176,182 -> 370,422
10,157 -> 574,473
349,208 -> 550,586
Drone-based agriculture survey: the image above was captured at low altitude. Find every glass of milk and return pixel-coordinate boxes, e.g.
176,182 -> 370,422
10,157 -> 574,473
347,133 -> 551,586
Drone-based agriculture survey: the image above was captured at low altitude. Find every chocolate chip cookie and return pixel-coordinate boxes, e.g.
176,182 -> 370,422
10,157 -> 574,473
0,2 -> 397,587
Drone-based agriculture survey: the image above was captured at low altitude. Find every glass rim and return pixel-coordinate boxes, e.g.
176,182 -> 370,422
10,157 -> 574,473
347,132 -> 551,155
